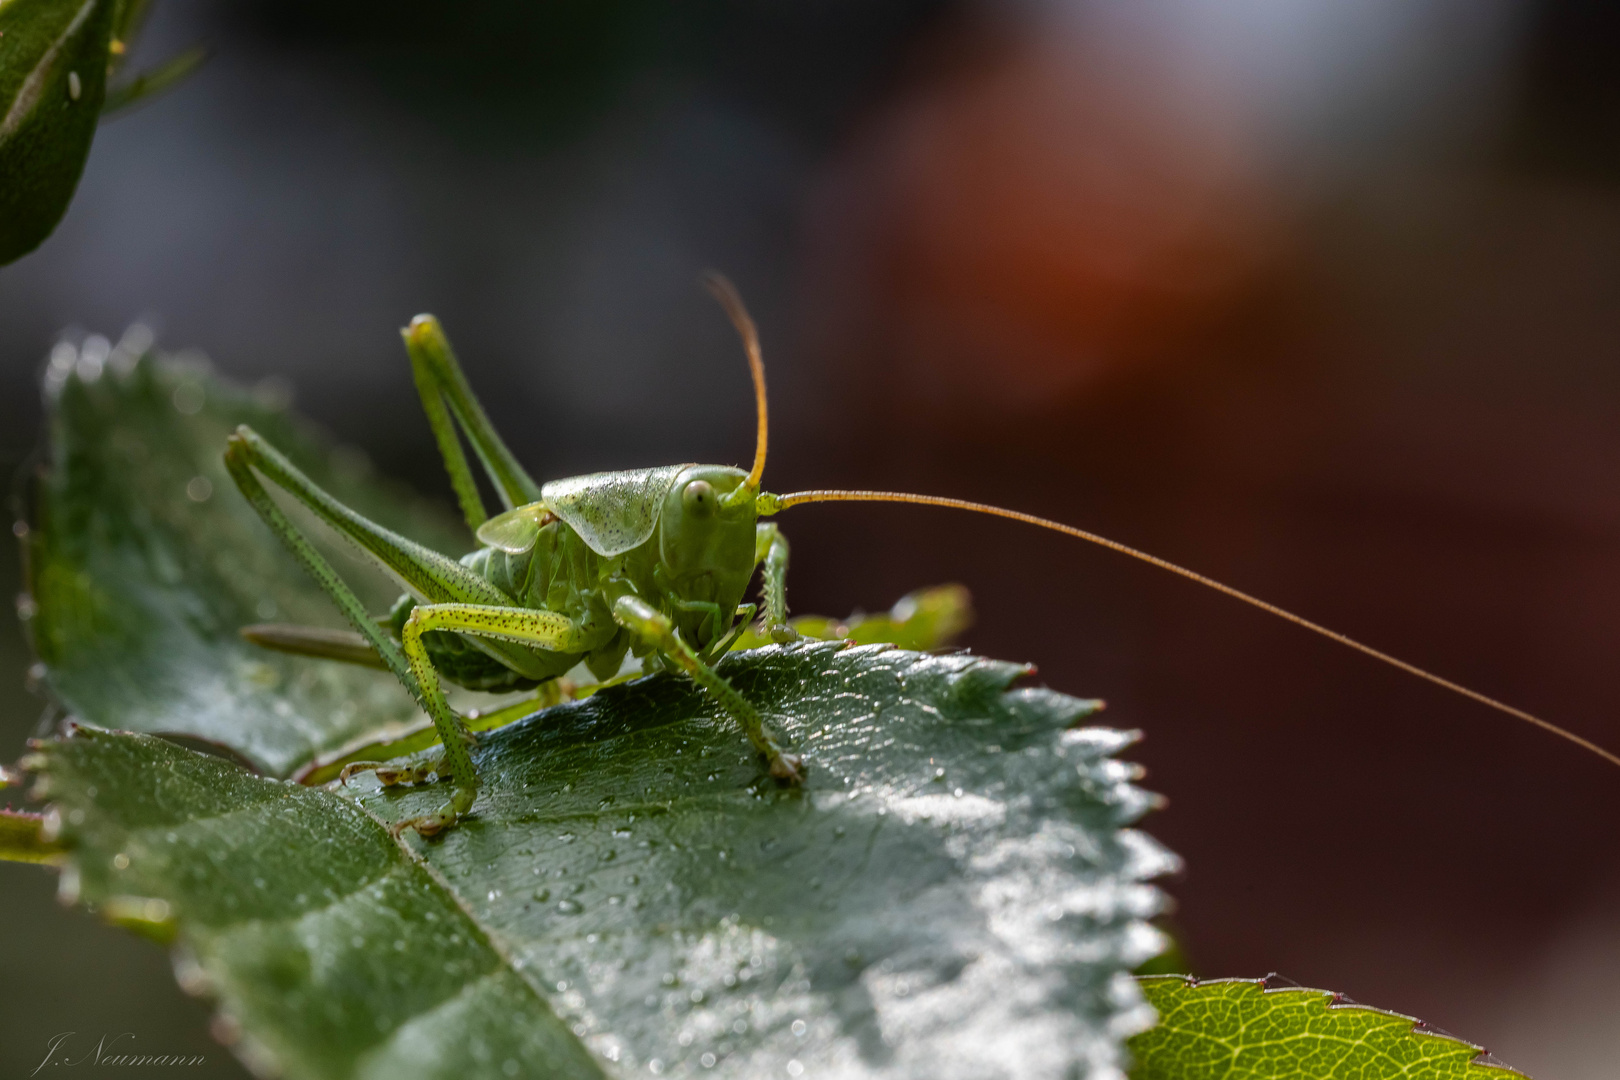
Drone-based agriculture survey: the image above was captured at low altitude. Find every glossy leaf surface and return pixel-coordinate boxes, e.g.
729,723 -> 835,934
25,641 -> 1173,1079
28,726 -> 603,1080
357,641 -> 1174,1079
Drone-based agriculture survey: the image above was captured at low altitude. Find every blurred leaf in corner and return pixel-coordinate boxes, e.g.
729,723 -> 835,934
1,0 -> 204,264
0,0 -> 118,263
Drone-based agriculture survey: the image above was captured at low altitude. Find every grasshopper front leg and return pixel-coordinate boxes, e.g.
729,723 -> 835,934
755,522 -> 800,643
612,595 -> 804,783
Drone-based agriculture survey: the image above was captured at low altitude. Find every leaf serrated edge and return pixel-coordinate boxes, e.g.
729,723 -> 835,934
1134,975 -> 1531,1078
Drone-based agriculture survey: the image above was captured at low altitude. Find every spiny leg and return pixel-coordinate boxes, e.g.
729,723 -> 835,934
612,594 -> 804,783
226,427 -> 549,683
239,624 -> 389,669
225,429 -> 555,813
403,316 -> 542,529
755,522 -> 799,642
228,431 -> 434,699
397,603 -> 595,836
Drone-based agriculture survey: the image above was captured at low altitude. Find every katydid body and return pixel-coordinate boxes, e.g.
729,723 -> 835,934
227,284 -> 799,835
228,275 -> 1619,837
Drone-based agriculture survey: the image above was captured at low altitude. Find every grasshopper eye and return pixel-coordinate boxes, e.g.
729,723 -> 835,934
682,480 -> 716,516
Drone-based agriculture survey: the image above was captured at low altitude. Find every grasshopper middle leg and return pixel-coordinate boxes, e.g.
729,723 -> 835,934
612,595 -> 804,783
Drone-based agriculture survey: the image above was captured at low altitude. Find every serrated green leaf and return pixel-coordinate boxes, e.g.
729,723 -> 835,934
31,725 -> 606,1080
0,0 -> 118,263
28,640 -> 1173,1079
729,584 -> 974,653
1128,976 -> 1529,1079
356,640 -> 1170,1078
24,343 -> 469,777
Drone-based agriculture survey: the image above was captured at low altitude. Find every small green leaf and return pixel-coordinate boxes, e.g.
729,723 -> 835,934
730,584 -> 974,652
24,339 -> 469,777
1128,976 -> 1529,1079
100,42 -> 208,115
0,0 -> 118,263
30,725 -> 605,1080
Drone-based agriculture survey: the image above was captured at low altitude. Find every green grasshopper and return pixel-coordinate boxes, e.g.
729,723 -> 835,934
226,275 -> 1619,837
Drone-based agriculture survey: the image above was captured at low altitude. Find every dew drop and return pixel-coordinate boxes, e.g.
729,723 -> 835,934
557,899 -> 583,915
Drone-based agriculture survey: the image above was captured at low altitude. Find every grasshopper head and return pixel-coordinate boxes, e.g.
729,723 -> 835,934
658,465 -> 758,643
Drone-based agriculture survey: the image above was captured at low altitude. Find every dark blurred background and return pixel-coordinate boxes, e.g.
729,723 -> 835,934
3,1 -> 1619,1076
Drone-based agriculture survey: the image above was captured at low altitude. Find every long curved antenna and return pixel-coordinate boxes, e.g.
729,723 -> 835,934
770,488 -> 1620,769
704,272 -> 769,489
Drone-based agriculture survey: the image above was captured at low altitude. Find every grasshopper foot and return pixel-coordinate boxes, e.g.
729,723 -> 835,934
340,757 -> 441,788
339,760 -> 387,786
768,750 -> 805,785
389,785 -> 477,839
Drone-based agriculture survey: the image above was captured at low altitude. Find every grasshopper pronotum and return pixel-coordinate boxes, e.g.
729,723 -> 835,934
226,275 -> 1618,837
